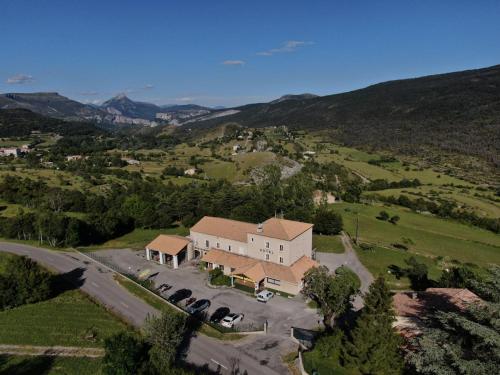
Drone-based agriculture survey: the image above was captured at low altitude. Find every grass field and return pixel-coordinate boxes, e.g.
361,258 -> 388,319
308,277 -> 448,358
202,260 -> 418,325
371,186 -> 500,218
0,290 -> 129,347
355,245 -> 441,289
335,202 -> 500,268
313,234 -> 345,254
0,355 -> 102,375
82,225 -> 189,251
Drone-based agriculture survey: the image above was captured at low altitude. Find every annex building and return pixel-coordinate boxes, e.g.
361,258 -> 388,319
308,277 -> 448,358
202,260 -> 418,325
146,216 -> 318,295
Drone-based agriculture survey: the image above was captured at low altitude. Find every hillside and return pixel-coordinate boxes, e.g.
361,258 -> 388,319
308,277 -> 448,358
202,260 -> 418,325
185,65 -> 500,167
0,92 -> 106,122
0,108 -> 105,137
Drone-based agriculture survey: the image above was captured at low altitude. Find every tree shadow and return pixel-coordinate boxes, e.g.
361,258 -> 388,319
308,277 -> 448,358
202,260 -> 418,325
176,314 -> 220,374
51,267 -> 86,297
0,355 -> 55,375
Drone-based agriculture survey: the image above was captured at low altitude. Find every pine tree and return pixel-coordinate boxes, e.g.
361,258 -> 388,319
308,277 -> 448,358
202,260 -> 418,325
342,277 -> 404,374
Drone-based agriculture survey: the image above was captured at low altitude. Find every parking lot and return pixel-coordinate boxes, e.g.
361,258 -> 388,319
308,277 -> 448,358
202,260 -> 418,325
93,248 -> 320,336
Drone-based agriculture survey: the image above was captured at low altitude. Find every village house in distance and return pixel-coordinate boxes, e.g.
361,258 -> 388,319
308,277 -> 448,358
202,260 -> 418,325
145,216 -> 318,295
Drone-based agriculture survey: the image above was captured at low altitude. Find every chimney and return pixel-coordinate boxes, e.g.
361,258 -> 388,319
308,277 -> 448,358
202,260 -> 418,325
411,292 -> 418,300
257,223 -> 263,233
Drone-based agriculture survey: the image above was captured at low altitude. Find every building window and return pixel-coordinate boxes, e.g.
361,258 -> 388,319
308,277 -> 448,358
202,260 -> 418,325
216,242 -> 220,248
266,242 -> 270,249
220,265 -> 224,271
267,277 -> 281,286
266,254 -> 270,260
228,245 -> 232,251
279,244 -> 284,251
205,240 -> 209,248
279,257 -> 283,264
251,237 -> 254,242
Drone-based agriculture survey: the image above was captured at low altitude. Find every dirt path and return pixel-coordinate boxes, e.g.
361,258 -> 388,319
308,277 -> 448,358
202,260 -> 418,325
0,344 -> 104,358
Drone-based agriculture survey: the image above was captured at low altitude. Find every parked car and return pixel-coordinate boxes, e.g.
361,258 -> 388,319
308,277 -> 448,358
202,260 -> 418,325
185,297 -> 196,306
209,307 -> 230,324
156,283 -> 172,292
256,290 -> 274,303
168,289 -> 192,304
187,299 -> 210,315
221,313 -> 244,328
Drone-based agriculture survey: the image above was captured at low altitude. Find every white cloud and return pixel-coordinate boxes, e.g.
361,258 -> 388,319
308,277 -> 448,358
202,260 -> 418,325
143,84 -> 154,89
222,60 -> 245,66
257,40 -> 314,56
6,74 -> 34,84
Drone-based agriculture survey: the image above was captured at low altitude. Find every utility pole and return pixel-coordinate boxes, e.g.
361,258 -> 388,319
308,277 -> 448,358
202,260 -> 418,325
355,212 -> 359,245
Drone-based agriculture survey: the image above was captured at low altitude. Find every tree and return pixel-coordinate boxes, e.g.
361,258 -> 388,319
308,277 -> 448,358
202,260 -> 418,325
0,255 -> 53,310
404,257 -> 430,291
438,265 -> 475,289
144,312 -> 187,373
343,277 -> 403,374
468,266 -> 500,302
405,302 -> 500,375
378,211 -> 390,221
102,332 -> 148,375
389,215 -> 400,225
302,266 -> 358,330
313,206 -> 343,235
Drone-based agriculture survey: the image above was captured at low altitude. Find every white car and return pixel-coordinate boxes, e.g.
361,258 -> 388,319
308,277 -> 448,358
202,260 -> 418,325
256,290 -> 274,303
221,313 -> 244,328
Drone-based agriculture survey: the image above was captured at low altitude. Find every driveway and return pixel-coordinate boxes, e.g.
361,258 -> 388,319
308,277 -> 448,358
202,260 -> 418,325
91,248 -> 320,337
315,232 -> 374,309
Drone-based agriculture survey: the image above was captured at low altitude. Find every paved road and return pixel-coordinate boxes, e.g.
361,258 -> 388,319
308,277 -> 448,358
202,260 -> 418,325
315,232 -> 374,308
0,242 -> 281,375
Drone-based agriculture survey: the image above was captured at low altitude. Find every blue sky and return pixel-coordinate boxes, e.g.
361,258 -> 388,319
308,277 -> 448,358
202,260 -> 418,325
1,0 -> 499,107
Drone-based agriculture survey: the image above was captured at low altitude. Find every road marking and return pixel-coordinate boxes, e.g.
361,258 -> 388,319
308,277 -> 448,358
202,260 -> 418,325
210,358 -> 228,370
91,282 -> 99,287
121,302 -> 129,309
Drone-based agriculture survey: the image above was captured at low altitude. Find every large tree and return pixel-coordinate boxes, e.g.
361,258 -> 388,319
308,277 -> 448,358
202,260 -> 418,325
102,332 -> 148,375
313,205 -> 343,235
302,265 -> 358,330
342,277 -> 404,374
143,312 -> 187,373
405,302 -> 500,375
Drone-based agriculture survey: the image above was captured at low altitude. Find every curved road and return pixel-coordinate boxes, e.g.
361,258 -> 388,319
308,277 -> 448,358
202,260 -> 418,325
0,242 -> 281,375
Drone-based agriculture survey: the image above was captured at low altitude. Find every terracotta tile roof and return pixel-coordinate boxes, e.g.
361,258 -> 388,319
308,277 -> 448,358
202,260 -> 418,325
190,216 -> 256,243
146,235 -> 190,256
201,249 -> 317,284
201,248 -> 258,269
290,256 -> 319,281
249,217 -> 313,241
393,288 -> 482,318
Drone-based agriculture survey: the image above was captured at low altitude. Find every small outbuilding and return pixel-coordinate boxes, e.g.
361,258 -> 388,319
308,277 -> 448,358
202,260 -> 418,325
145,235 -> 193,269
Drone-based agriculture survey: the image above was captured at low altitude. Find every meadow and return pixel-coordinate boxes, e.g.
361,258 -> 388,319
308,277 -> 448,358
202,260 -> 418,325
0,272 -> 128,347
329,201 -> 499,288
0,355 -> 102,375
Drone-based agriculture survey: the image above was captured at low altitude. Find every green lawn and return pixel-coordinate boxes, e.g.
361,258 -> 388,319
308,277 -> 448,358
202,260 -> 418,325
81,225 -> 189,251
0,290 -> 129,347
0,355 -> 102,375
313,234 -> 345,253
336,202 -> 500,267
355,245 -> 441,289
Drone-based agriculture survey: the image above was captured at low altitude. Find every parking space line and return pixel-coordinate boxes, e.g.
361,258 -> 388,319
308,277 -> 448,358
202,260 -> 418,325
210,358 -> 228,370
